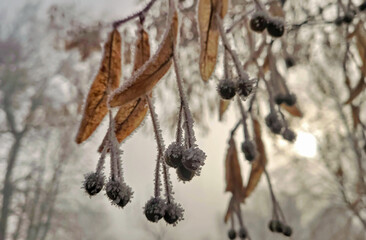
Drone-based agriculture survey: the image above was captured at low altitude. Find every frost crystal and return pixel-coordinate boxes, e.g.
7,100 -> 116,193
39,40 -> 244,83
144,197 -> 167,222
181,147 -> 206,172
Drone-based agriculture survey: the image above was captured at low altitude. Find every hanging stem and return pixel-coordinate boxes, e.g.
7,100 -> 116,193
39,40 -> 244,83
176,101 -> 184,144
236,97 -> 250,140
264,168 -> 279,219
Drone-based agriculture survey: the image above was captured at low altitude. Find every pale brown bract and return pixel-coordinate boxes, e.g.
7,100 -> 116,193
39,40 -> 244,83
108,12 -> 178,108
98,29 -> 151,152
198,0 -> 228,81
75,29 -> 121,144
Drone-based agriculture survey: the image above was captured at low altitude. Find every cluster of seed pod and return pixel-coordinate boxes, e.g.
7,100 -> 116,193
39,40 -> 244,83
268,219 -> 292,237
250,11 -> 285,38
83,113 -> 133,209
227,228 -> 247,240
217,75 -> 257,101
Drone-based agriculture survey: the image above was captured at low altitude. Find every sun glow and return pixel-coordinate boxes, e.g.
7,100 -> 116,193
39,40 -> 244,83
294,132 -> 317,158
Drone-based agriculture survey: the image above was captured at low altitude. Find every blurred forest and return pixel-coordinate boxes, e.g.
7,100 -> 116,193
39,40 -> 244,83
0,0 -> 365,240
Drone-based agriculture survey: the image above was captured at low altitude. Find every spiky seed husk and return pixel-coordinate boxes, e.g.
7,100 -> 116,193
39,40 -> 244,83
241,140 -> 257,161
181,147 -> 206,171
164,202 -> 184,225
144,197 -> 166,223
105,179 -> 133,208
228,229 -> 237,239
267,17 -> 285,37
83,172 -> 104,196
250,11 -> 268,32
165,142 -> 185,168
217,79 -> 236,100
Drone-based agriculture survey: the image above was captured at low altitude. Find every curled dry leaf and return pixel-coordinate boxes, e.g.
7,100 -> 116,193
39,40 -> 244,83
198,0 -> 228,81
268,1 -> 285,18
75,29 -> 121,144
355,23 -> 366,76
351,105 -> 360,129
225,137 -> 245,201
244,118 -> 267,200
98,29 -> 151,152
108,12 -> 178,108
219,99 -> 230,121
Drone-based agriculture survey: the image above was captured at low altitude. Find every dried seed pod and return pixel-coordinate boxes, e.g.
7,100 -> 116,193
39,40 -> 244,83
250,11 -> 268,32
165,142 -> 185,168
285,57 -> 295,68
284,93 -> 297,106
217,79 -> 236,100
236,76 -> 254,98
164,202 -> 184,225
343,11 -> 355,24
265,112 -> 283,134
359,2 -> 366,11
238,228 -> 247,239
268,219 -> 281,232
228,229 -> 237,239
144,197 -> 166,223
267,17 -> 285,37
83,172 -> 104,196
274,93 -> 286,105
181,147 -> 206,171
282,128 -> 296,142
241,140 -> 257,161
177,165 -> 195,182
283,225 -> 293,237
105,179 -> 133,208
334,17 -> 343,26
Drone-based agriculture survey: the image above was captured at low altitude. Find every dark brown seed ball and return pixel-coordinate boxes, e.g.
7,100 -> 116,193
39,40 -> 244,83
241,140 -> 257,161
270,120 -> 284,134
83,172 -> 104,196
276,221 -> 284,233
165,142 -> 184,168
343,11 -> 355,24
238,228 -> 247,239
334,17 -> 343,26
236,76 -> 253,98
285,57 -> 295,68
181,147 -> 206,171
265,112 -> 278,128
105,179 -> 132,208
282,128 -> 296,142
144,197 -> 166,223
359,2 -> 366,11
268,220 -> 282,233
218,79 -> 237,100
283,225 -> 293,237
164,202 -> 184,225
274,93 -> 286,105
250,11 -> 268,32
228,229 -> 237,239
267,18 -> 285,37
284,93 -> 297,106
177,165 -> 195,182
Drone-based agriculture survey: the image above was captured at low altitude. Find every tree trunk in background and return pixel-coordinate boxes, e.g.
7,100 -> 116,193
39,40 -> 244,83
0,133 -> 24,240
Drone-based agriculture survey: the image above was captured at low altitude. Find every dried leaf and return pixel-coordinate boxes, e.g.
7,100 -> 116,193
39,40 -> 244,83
281,104 -> 303,118
109,12 -> 178,108
344,76 -> 366,104
98,29 -> 150,152
198,0 -> 228,81
225,138 -> 245,200
75,29 -> 121,144
219,99 -> 230,121
244,119 -> 267,199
